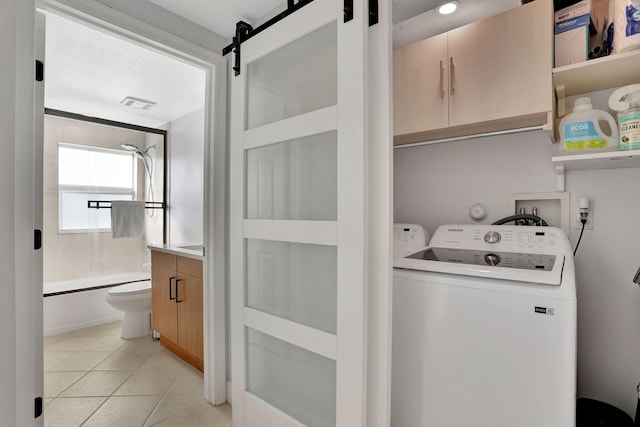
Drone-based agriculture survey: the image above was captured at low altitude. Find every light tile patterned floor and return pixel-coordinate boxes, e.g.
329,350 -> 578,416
44,321 -> 231,427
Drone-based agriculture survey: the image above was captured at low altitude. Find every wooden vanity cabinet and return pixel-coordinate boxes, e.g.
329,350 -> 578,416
151,250 -> 203,371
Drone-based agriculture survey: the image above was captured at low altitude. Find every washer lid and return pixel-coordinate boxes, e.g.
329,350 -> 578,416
394,251 -> 564,285
108,281 -> 151,296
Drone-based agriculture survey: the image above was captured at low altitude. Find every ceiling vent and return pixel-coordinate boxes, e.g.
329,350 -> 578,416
120,96 -> 157,110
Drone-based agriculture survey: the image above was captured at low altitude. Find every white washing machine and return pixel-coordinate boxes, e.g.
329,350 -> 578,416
391,224 -> 577,427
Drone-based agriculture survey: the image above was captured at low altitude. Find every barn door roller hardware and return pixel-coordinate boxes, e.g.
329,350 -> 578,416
222,0 -> 378,76
223,0 -> 314,76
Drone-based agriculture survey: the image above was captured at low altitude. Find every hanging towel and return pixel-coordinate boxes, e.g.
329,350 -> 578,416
111,201 -> 145,238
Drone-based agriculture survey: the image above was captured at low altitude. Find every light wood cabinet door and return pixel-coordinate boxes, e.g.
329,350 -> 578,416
393,32 -> 448,136
447,0 -> 553,127
151,253 -> 178,345
177,273 -> 204,362
151,250 -> 203,370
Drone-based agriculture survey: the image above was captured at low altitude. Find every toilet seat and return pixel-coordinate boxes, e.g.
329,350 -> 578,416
108,281 -> 151,296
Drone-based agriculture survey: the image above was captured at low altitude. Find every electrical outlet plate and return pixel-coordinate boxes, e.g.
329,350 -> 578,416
573,203 -> 594,230
507,192 -> 570,237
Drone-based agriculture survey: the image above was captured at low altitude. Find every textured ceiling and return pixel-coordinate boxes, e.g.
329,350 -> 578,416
45,13 -> 206,128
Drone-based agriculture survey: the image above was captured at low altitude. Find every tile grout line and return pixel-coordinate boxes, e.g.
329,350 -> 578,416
44,323 -> 148,426
48,329 -> 129,426
78,335 -> 159,426
45,323 -> 213,427
140,362 -> 190,427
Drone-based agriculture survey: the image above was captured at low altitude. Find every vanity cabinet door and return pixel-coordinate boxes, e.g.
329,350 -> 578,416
177,272 -> 204,364
151,251 -> 178,344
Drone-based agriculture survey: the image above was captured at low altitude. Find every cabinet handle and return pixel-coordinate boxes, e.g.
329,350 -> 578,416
175,279 -> 183,303
449,57 -> 455,96
439,60 -> 445,98
169,276 -> 176,300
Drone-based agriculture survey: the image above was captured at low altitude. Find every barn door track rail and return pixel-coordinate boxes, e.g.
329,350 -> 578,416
222,0 -> 378,76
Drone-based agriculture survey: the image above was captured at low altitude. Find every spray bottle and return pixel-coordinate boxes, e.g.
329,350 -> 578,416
609,84 -> 640,150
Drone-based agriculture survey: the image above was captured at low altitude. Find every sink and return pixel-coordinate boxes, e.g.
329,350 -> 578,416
178,245 -> 204,252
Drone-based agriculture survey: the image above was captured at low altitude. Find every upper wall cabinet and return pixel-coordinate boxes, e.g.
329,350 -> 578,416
394,0 -> 554,145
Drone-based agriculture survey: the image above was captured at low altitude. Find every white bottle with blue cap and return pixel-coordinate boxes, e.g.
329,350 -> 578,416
559,97 -> 618,153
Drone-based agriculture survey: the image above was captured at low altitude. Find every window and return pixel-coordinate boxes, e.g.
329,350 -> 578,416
58,143 -> 137,232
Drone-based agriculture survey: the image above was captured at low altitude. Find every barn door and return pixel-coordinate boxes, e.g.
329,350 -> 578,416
229,0 -> 370,425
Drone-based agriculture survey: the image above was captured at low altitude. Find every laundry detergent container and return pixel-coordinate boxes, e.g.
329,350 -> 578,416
576,398 -> 634,426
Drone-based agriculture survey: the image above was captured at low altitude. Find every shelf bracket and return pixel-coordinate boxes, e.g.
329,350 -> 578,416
555,164 -> 566,192
555,84 -> 567,118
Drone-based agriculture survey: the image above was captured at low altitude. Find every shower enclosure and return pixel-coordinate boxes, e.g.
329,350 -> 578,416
42,111 -> 166,336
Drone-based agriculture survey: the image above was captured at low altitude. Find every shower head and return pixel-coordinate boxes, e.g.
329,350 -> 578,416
121,143 -> 145,159
121,143 -> 155,159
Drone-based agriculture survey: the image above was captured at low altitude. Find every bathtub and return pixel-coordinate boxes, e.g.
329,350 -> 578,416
43,272 -> 150,336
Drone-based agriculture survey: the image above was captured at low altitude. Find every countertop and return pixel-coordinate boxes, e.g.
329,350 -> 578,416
147,243 -> 204,260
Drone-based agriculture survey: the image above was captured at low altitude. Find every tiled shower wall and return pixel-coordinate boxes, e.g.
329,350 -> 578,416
43,115 -> 152,283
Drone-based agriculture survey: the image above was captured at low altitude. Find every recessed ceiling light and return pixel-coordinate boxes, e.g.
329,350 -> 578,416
437,1 -> 460,15
120,96 -> 157,110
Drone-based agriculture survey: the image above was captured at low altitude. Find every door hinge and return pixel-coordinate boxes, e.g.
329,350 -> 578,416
34,397 -> 43,418
35,60 -> 44,82
33,229 -> 42,251
344,0 -> 354,22
34,229 -> 42,250
369,0 -> 378,26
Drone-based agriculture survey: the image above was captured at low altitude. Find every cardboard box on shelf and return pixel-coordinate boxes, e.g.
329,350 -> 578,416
554,0 -> 599,66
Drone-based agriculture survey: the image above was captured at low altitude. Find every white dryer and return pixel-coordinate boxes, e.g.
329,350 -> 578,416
391,224 -> 577,427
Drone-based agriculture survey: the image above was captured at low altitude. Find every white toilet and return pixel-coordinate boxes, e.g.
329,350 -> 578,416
105,280 -> 152,339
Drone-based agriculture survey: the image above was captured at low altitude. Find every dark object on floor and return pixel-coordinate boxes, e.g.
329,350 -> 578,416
635,382 -> 640,425
577,398 -> 634,426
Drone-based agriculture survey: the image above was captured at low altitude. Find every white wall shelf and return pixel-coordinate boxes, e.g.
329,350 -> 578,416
553,49 -> 640,116
552,149 -> 640,171
552,149 -> 640,191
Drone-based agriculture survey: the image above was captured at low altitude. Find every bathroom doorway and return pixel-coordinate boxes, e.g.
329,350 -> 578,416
36,3 -> 228,423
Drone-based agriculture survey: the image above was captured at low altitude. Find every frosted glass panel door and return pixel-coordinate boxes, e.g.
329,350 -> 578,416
230,0 -> 368,426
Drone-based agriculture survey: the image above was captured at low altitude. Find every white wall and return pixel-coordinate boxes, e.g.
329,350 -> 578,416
394,131 -> 640,416
168,108 -> 205,244
394,131 -> 558,232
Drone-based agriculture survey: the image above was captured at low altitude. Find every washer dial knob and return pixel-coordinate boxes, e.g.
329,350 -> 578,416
484,230 -> 501,244
484,253 -> 501,266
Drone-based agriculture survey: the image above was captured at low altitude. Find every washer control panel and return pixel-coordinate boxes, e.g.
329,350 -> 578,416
429,224 -> 565,254
393,223 -> 429,255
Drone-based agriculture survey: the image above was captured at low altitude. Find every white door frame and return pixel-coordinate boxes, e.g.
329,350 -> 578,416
6,0 -> 39,425
35,0 -> 228,404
